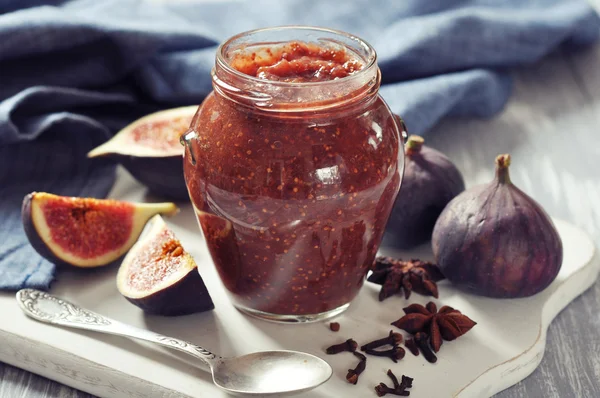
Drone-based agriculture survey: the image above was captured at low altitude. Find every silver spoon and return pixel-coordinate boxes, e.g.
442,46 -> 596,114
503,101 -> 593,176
16,289 -> 332,396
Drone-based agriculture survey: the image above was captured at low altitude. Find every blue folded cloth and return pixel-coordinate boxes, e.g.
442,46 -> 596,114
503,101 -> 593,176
0,0 -> 598,290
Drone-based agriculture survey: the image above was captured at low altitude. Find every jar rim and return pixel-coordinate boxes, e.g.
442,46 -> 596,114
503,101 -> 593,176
215,25 -> 378,88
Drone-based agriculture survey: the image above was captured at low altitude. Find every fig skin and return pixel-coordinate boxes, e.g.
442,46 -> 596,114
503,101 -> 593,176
22,192 -> 178,268
385,135 -> 465,249
117,155 -> 187,200
22,195 -> 68,267
88,106 -> 198,200
116,215 -> 214,316
432,154 -> 563,298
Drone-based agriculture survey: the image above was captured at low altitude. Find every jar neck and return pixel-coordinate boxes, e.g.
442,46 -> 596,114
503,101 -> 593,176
211,26 -> 380,115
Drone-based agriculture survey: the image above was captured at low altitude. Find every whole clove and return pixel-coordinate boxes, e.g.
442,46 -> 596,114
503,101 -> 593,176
375,369 -> 414,396
361,330 -> 403,351
414,332 -> 437,363
364,344 -> 405,363
400,375 -> 413,390
375,383 -> 408,397
345,352 -> 367,385
404,338 -> 419,356
325,338 -> 358,354
329,322 -> 340,332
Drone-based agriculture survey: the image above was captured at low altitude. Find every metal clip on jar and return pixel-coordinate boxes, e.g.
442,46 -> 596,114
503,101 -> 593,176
182,26 -> 405,323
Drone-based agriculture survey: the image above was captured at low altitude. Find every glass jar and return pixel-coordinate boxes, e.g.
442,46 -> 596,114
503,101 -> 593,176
182,26 -> 405,323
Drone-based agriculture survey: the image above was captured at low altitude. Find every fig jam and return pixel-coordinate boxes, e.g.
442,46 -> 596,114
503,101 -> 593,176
183,27 -> 404,322
229,41 -> 363,82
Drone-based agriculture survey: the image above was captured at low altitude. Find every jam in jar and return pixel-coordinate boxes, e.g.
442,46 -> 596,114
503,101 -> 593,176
183,27 -> 404,322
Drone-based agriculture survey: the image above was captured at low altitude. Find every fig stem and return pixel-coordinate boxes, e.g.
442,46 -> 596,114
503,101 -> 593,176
405,135 -> 424,155
495,153 -> 511,184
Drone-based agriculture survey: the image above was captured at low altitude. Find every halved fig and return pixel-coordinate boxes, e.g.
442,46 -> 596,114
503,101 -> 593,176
22,192 -> 178,268
116,215 -> 214,316
87,106 -> 198,200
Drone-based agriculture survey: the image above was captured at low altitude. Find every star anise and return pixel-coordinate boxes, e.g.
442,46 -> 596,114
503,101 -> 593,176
368,257 -> 445,301
391,301 -> 476,353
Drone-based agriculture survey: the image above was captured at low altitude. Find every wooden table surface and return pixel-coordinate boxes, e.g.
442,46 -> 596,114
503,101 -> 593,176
2,13 -> 600,398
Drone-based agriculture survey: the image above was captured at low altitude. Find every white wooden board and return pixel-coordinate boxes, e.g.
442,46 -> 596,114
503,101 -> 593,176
0,170 -> 598,398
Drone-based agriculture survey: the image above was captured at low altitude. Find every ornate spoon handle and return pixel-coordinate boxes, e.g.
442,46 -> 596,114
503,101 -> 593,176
16,289 -> 219,369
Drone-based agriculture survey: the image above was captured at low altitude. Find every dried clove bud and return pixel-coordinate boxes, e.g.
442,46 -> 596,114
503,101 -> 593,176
325,338 -> 358,354
414,332 -> 437,363
374,369 -> 413,396
375,383 -> 407,397
387,369 -> 401,389
400,375 -> 413,390
364,344 -> 405,363
404,338 -> 419,356
329,322 -> 340,332
345,352 -> 366,385
361,330 -> 403,351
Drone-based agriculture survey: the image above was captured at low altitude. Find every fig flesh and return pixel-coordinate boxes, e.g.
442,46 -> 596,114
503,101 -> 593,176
385,135 -> 465,249
88,106 -> 198,200
22,192 -> 178,268
432,154 -> 563,298
116,215 -> 214,316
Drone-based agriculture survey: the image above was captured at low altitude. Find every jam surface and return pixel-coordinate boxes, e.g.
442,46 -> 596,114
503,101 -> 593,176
229,41 -> 363,82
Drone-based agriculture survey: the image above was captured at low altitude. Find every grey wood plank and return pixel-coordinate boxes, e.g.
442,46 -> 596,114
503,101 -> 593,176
2,28 -> 600,398
0,362 -> 91,398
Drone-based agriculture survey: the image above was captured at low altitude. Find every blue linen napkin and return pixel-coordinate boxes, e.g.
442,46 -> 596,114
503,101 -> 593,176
0,0 -> 598,290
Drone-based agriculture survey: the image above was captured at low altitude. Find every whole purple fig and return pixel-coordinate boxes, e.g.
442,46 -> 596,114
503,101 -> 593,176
432,154 -> 563,298
384,135 -> 465,249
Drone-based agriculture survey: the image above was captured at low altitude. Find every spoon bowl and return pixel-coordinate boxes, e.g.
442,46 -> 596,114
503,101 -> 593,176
213,351 -> 332,395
